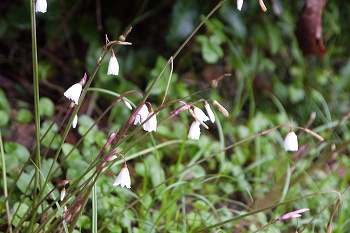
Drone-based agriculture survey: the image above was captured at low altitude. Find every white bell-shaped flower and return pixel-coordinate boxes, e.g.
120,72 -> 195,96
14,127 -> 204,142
35,0 -> 47,13
72,114 -> 78,128
188,121 -> 201,140
143,110 -> 157,132
107,53 -> 119,75
64,83 -> 82,105
284,131 -> 298,152
237,0 -> 243,11
113,165 -> 131,189
193,106 -> 209,122
133,104 -> 149,125
278,208 -> 309,221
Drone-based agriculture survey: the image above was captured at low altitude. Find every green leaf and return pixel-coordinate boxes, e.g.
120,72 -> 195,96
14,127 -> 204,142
4,156 -> 19,177
62,143 -> 81,158
40,120 -> 62,149
41,158 -> 62,178
16,171 -> 34,193
78,115 -> 98,144
0,110 -> 10,127
16,108 -> 33,123
197,34 -> 223,64
39,97 -> 55,117
11,202 -> 29,227
94,130 -> 107,147
77,215 -> 91,230
4,141 -> 30,163
288,85 -> 305,103
144,154 -> 165,195
201,42 -> 221,64
0,89 -> 10,126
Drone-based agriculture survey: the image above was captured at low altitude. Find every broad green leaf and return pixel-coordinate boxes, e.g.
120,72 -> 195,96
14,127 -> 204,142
0,89 -> 10,126
4,141 -> 30,163
39,97 -> 55,117
16,108 -> 33,123
11,202 -> 29,227
16,171 -> 34,193
62,143 -> 81,158
0,110 -> 9,126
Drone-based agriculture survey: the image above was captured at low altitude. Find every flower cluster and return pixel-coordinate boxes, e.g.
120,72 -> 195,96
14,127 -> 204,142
171,100 -> 228,140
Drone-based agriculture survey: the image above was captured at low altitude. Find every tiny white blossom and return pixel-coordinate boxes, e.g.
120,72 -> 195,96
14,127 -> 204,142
188,121 -> 201,140
284,131 -> 298,152
143,111 -> 157,132
123,99 -> 133,110
204,102 -> 215,123
237,0 -> 243,11
35,0 -> 47,13
193,106 -> 210,122
113,165 -> 131,189
212,100 -> 229,117
60,187 -> 66,201
72,114 -> 78,128
133,104 -> 149,125
107,54 -> 119,75
278,208 -> 309,221
64,83 -> 82,105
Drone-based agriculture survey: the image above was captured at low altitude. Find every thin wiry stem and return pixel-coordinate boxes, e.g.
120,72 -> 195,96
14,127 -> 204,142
29,0 -> 42,231
0,130 -> 12,233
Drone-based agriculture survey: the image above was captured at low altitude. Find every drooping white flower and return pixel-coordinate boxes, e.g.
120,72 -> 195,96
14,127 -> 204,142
64,83 -> 82,105
143,110 -> 157,132
72,114 -> 78,128
284,131 -> 298,152
133,104 -> 149,125
193,106 -> 209,122
60,187 -> 66,201
204,102 -> 215,123
35,0 -> 47,13
278,208 -> 309,221
237,0 -> 243,11
188,121 -> 201,140
107,53 -> 119,75
113,165 -> 131,189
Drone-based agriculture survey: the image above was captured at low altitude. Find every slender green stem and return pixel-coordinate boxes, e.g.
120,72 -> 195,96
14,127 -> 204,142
160,56 -> 173,107
29,0 -> 42,231
92,182 -> 98,233
0,130 -> 12,233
